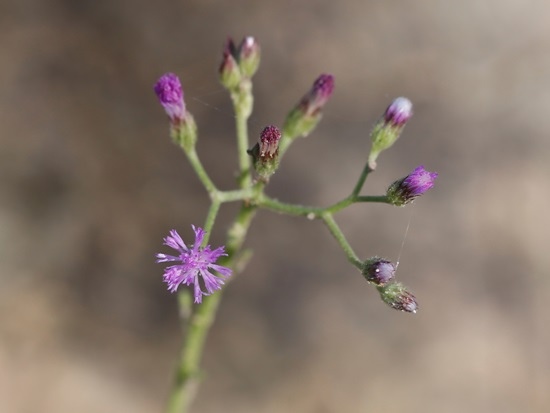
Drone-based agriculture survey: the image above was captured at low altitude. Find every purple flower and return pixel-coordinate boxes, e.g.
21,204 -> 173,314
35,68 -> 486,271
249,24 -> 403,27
384,97 -> 413,127
362,257 -> 396,286
154,73 -> 186,123
387,166 -> 438,206
301,73 -> 335,116
156,226 -> 232,303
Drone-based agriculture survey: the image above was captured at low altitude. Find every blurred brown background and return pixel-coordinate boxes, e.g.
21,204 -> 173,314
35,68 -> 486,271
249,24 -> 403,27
1,1 -> 549,412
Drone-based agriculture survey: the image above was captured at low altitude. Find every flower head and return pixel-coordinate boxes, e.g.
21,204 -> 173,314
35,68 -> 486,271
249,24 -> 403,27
362,257 -> 396,286
387,165 -> 438,206
238,36 -> 261,78
219,37 -> 242,89
384,97 -> 413,127
154,73 -> 186,123
247,125 -> 282,181
156,226 -> 232,303
259,125 -> 281,158
301,73 -> 335,117
368,97 -> 413,169
378,282 -> 419,313
282,74 -> 335,141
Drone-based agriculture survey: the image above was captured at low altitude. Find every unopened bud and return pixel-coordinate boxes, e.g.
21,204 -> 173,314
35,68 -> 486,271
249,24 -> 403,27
238,36 -> 261,79
154,73 -> 186,124
387,166 -> 438,206
281,74 -> 335,150
384,97 -> 413,127
368,97 -> 413,169
361,257 -> 396,286
378,282 -> 418,313
219,37 -> 242,90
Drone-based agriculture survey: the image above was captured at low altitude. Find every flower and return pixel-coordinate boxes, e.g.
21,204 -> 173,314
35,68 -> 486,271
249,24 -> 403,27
156,226 -> 232,303
282,73 -> 335,141
258,125 -> 281,158
362,257 -> 396,286
219,37 -> 242,89
383,97 -> 413,127
301,74 -> 335,116
387,165 -> 438,206
368,97 -> 413,169
378,282 -> 419,313
247,125 -> 282,180
154,73 -> 186,123
238,36 -> 261,78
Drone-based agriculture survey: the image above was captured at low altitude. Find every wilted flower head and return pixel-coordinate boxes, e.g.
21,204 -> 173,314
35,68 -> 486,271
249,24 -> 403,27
156,226 -> 232,303
247,125 -> 282,180
154,73 -> 186,123
259,125 -> 281,158
387,165 -> 438,206
362,257 -> 396,286
378,282 -> 418,313
384,97 -> 413,127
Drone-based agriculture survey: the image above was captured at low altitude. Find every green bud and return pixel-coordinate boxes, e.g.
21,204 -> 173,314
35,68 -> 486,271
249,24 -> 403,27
219,38 -> 243,90
171,111 -> 197,152
280,74 -> 334,154
377,282 -> 418,313
368,97 -> 412,169
238,36 -> 261,79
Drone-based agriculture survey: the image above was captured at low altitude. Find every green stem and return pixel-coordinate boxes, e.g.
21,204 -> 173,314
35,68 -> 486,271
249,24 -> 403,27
352,163 -> 375,196
201,200 -> 221,245
320,212 -> 363,268
235,107 -> 251,188
217,188 -> 254,203
185,148 -> 217,195
258,194 -> 389,217
165,291 -> 223,413
231,81 -> 253,189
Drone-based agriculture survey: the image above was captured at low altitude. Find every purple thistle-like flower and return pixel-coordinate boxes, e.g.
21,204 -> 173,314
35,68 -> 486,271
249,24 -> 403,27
384,97 -> 413,127
156,226 -> 232,303
301,73 -> 335,116
387,165 -> 438,206
154,73 -> 186,123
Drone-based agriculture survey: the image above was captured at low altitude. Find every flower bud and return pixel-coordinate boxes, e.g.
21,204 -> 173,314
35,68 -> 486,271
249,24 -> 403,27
384,97 -> 413,127
361,257 -> 396,286
238,36 -> 261,79
377,282 -> 418,313
247,125 -> 281,180
300,74 -> 335,117
154,73 -> 197,150
282,74 -> 335,144
154,73 -> 186,124
387,165 -> 438,206
219,37 -> 242,90
368,97 -> 413,169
